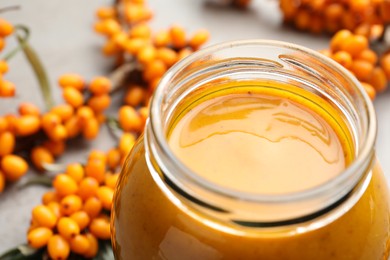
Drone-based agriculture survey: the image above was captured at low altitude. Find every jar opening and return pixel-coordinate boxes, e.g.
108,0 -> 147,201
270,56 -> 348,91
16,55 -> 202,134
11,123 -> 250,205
146,40 -> 377,226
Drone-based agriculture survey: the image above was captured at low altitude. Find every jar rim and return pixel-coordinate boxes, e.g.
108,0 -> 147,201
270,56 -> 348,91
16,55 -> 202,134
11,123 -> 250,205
149,39 -> 377,204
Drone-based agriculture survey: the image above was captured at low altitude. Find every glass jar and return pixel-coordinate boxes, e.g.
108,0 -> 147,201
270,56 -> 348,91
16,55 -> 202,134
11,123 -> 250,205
111,40 -> 390,260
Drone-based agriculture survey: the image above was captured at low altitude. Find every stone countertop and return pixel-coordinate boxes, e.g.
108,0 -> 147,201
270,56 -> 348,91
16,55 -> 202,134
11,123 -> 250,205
1,0 -> 389,253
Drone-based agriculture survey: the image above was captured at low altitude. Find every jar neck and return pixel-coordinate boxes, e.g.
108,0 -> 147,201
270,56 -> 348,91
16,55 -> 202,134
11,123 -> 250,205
145,40 -> 377,230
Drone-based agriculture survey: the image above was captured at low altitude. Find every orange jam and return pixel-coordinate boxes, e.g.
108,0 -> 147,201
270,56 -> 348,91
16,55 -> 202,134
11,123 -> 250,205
112,81 -> 390,260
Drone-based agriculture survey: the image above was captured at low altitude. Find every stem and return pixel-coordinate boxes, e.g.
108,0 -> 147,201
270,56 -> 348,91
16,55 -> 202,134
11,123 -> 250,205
0,5 -> 20,14
15,24 -> 55,110
109,60 -> 140,94
2,26 -> 30,61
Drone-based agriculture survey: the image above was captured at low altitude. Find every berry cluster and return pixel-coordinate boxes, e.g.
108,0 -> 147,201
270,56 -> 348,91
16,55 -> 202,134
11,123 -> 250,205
0,18 -> 15,97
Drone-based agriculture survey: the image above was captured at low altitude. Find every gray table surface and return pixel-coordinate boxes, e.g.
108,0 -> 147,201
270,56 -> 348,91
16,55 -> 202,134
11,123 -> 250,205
1,0 -> 389,253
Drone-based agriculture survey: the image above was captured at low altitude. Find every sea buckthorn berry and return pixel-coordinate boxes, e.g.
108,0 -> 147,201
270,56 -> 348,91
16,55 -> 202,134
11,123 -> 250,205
89,76 -> 111,95
41,113 -> 61,131
78,177 -> 99,200
51,104 -> 74,122
14,115 -> 41,136
83,197 -> 102,218
154,30 -> 171,47
63,87 -> 84,108
357,49 -> 378,65
49,124 -> 68,142
124,3 -> 152,23
64,116 -> 81,138
340,35 -> 368,57
0,80 -> 16,97
1,155 -> 28,181
362,82 -> 376,100
369,67 -> 387,93
57,217 -> 80,240
87,94 -> 111,113
32,205 -> 57,229
103,39 -> 120,56
77,106 -> 94,124
189,29 -> 210,50
124,85 -> 145,107
123,38 -> 149,55
106,148 -> 121,170
95,113 -> 106,124
130,23 -> 151,39
119,133 -> 136,156
350,60 -> 374,81
381,53 -> 390,80
42,191 -> 59,205
31,146 -> 54,171
119,106 -> 143,132
70,211 -> 90,230
0,60 -> 9,73
0,131 -> 15,156
156,47 -> 178,67
170,25 -> 187,49
53,174 -> 78,197
96,6 -> 116,19
294,10 -> 310,30
18,103 -> 40,116
100,19 -> 121,37
58,73 -> 85,90
177,48 -> 193,61
89,215 -> 111,239
83,233 -> 99,258
105,172 -> 119,189
0,38 -> 5,52
27,227 -> 53,249
66,163 -> 84,183
70,234 -> 91,255
47,202 -> 62,219
88,150 -> 107,163
48,235 -> 70,260
85,159 -> 106,184
0,117 -> 8,132
83,117 -> 100,140
332,51 -> 353,69
43,140 -> 66,157
112,32 -> 128,49
330,30 -> 352,52
4,114 -> 17,133
139,106 -> 149,125
60,195 -> 83,216
0,18 -> 14,37
143,59 -> 167,82
96,186 -> 114,210
137,45 -> 156,65
0,171 -> 5,193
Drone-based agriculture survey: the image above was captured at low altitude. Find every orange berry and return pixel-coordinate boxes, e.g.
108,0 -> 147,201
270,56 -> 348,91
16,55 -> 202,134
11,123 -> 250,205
83,197 -> 102,218
1,155 -> 28,181
351,60 -> 374,81
106,149 -> 121,170
369,67 -> 388,93
170,25 -> 187,49
87,94 -> 111,113
88,150 -> 107,163
119,133 -> 136,156
105,172 -> 119,189
49,124 -> 68,142
42,191 -> 59,205
41,113 -> 61,131
332,51 -> 353,69
70,234 -> 90,255
60,195 -> 83,216
130,23 -> 151,38
51,104 -> 74,122
357,49 -> 378,65
177,48 -> 193,61
124,86 -> 145,107
0,131 -> 15,156
14,115 -> 41,136
139,106 -> 149,125
89,76 -> 111,95
70,211 -> 90,230
47,235 -> 70,260
58,73 -> 85,90
0,38 -> 4,52
381,53 -> 390,80
137,45 -> 156,65
63,87 -> 84,108
0,80 -> 16,97
143,59 -> 167,82
99,19 -> 121,37
76,106 -> 95,124
83,117 -> 100,140
103,40 -> 120,56
330,30 -> 352,52
119,106 -> 143,132
123,38 -> 149,55
31,146 -> 54,171
64,116 -> 81,138
27,227 -> 53,249
0,171 -> 5,193
96,186 -> 114,210
18,103 -> 40,116
124,3 -> 152,23
47,202 -> 62,219
154,30 -> 171,47
83,233 -> 99,258
32,205 -> 57,229
3,114 -> 17,133
0,116 -> 9,132
85,159 -> 106,184
53,174 -> 78,197
96,6 -> 116,20
65,163 -> 84,183
57,217 -> 80,239
340,35 -> 369,57
189,29 -> 209,50
0,18 -> 14,37
156,47 -> 178,67
361,82 -> 376,100
89,215 -> 111,239
43,140 -> 66,157
77,177 -> 99,201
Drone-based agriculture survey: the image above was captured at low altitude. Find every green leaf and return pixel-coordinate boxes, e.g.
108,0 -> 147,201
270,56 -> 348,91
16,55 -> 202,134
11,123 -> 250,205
14,24 -> 54,111
0,245 -> 43,260
94,240 -> 114,260
1,25 -> 29,61
17,175 -> 53,189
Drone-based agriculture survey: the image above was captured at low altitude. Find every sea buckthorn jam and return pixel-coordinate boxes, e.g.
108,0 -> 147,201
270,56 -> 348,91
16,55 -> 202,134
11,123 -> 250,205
112,40 -> 390,260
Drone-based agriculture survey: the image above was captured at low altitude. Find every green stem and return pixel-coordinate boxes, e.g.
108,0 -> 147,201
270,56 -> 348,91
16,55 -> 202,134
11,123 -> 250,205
15,24 -> 55,110
2,26 -> 30,61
